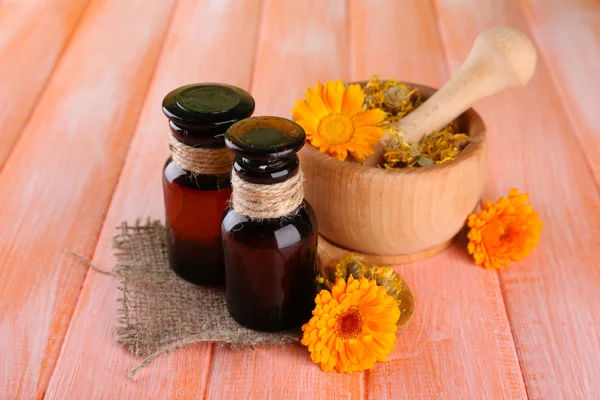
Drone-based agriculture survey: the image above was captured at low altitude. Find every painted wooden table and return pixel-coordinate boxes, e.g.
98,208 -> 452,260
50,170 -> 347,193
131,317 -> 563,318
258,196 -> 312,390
1,0 -> 599,398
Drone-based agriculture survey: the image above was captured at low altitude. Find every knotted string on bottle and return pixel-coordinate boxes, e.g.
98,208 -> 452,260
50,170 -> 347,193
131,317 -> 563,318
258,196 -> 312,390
230,169 -> 305,219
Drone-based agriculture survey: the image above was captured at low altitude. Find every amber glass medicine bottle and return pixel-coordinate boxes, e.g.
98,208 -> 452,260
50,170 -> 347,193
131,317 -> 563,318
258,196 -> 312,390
222,116 -> 318,332
162,83 -> 254,285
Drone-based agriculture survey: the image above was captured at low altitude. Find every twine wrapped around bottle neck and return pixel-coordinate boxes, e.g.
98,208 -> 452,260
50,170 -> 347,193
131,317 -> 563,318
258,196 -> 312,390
169,133 -> 234,175
231,169 -> 305,219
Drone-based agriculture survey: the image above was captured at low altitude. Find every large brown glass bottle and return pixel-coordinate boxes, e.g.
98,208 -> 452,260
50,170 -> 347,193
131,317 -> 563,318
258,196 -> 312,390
221,116 -> 318,332
162,83 -> 254,285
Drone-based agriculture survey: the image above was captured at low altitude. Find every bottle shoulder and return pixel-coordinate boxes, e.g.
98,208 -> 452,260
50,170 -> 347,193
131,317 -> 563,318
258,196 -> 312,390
222,201 -> 317,247
163,157 -> 231,190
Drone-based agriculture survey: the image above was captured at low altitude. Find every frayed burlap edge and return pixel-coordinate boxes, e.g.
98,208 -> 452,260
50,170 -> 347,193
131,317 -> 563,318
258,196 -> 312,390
112,218 -> 301,379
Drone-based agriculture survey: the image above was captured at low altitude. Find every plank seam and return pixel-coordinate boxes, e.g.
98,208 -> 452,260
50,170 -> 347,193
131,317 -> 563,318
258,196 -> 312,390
41,0 -> 181,396
202,0 -> 266,397
495,272 -> 531,400
248,0 -> 269,95
0,0 -> 94,175
362,369 -> 369,400
429,0 -> 450,81
518,0 -> 600,193
346,0 -> 354,80
200,344 -> 215,400
429,1 -> 529,398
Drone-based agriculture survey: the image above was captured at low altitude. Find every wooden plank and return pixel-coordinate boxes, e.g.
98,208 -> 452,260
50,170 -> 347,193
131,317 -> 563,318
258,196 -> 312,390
203,1 -> 365,399
521,0 -> 600,181
44,0 -> 262,398
349,1 -> 527,399
249,0 -> 350,116
435,0 -> 600,398
0,0 -> 176,398
0,0 -> 89,170
350,0 -> 448,88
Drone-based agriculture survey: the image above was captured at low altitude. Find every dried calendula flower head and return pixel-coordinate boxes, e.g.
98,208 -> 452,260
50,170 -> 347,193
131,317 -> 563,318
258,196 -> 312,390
320,254 -> 363,292
319,254 -> 404,304
364,75 -> 420,119
383,85 -> 409,105
382,126 -> 470,169
365,265 -> 404,302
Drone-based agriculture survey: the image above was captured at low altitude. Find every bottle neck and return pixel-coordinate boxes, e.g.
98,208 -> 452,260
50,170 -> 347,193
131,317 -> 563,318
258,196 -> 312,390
169,120 -> 233,148
233,155 -> 299,185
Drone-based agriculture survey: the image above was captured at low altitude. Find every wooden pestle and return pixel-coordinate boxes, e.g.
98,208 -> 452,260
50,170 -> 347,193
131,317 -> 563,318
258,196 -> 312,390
362,25 -> 538,167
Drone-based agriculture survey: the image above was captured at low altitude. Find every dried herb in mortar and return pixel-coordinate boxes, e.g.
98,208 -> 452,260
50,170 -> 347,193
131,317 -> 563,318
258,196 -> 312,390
364,75 -> 470,169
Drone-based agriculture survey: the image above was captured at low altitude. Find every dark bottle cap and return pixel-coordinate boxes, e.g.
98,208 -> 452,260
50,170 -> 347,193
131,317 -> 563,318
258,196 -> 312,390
226,116 -> 306,184
162,83 -> 255,146
225,116 -> 305,161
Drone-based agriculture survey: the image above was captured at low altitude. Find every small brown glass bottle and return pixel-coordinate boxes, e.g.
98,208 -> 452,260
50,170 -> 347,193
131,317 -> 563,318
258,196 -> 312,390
162,83 -> 254,285
222,116 -> 318,332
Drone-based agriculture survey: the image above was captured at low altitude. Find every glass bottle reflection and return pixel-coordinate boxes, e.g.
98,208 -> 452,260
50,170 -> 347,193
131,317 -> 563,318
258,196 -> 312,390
222,116 -> 318,331
162,83 -> 254,285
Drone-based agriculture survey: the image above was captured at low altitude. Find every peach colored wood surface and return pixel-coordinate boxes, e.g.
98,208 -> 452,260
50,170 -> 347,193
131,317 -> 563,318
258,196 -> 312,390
349,1 -> 526,399
44,0 -> 262,398
0,0 -> 89,170
522,0 -> 600,181
0,0 -> 176,397
0,0 -> 598,399
436,0 -> 600,398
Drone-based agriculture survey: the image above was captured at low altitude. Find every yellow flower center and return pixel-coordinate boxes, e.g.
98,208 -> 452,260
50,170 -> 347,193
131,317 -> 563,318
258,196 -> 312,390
318,114 -> 354,145
335,306 -> 363,340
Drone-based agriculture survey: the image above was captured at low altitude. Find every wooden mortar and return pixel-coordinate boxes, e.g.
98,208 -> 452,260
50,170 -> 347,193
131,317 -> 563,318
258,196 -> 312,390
301,26 -> 538,264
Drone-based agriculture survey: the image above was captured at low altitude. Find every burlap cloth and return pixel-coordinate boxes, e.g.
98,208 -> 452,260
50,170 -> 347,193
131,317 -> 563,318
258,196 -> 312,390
113,219 -> 300,378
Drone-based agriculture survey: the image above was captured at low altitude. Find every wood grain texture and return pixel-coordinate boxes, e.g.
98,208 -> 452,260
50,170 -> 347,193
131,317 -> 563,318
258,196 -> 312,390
44,0 -> 262,398
250,0 -> 350,116
204,1 -> 365,399
521,0 -> 600,181
435,0 -> 600,398
349,1 -> 527,398
0,0 -> 176,398
0,0 -> 89,170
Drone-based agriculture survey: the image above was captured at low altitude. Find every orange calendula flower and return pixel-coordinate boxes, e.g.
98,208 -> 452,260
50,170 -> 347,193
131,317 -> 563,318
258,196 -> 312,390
467,189 -> 543,269
301,275 -> 400,373
292,79 -> 386,162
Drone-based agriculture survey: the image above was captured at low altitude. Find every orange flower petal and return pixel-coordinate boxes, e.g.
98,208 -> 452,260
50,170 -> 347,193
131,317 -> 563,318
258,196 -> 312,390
324,79 -> 345,114
341,84 -> 365,117
292,100 -> 320,131
354,126 -> 384,142
305,82 -> 330,119
352,109 -> 386,128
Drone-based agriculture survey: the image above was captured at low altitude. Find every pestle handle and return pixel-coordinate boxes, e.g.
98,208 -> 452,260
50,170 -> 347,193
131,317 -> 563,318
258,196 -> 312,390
361,25 -> 537,167
395,25 -> 537,144
381,26 -> 537,145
